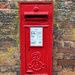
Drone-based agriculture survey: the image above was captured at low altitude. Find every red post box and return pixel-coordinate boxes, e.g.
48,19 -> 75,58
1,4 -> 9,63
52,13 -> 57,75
19,2 -> 53,75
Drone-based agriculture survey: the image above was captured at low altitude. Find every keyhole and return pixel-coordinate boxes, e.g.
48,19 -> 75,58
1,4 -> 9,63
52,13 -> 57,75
29,49 -> 30,52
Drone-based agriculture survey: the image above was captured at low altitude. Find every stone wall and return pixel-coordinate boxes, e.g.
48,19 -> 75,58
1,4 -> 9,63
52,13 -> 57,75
0,0 -> 75,75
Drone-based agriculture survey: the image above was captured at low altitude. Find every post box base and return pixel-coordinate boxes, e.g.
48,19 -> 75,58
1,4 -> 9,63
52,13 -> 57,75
26,74 -> 48,75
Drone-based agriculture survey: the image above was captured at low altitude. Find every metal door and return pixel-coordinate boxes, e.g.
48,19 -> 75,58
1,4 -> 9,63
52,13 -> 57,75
25,26 -> 48,74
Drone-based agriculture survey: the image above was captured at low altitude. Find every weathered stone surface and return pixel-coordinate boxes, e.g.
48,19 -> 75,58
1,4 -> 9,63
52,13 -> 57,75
0,0 -> 75,75
0,72 -> 16,75
64,41 -> 74,48
0,9 -> 19,16
1,66 -> 11,72
63,66 -> 73,71
53,66 -> 62,71
58,48 -> 75,53
9,2 -> 19,9
0,2 -> 10,8
59,60 -> 75,65
53,60 -> 58,65
54,53 -> 64,59
58,72 -> 75,75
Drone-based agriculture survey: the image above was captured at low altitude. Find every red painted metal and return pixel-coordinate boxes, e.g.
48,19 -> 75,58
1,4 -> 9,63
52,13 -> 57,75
19,1 -> 53,75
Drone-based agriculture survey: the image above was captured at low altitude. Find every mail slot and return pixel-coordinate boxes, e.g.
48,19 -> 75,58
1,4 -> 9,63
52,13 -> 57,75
19,1 -> 53,75
25,15 -> 48,21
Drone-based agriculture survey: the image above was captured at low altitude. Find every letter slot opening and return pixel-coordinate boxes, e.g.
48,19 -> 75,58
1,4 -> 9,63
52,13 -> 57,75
25,15 -> 48,21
